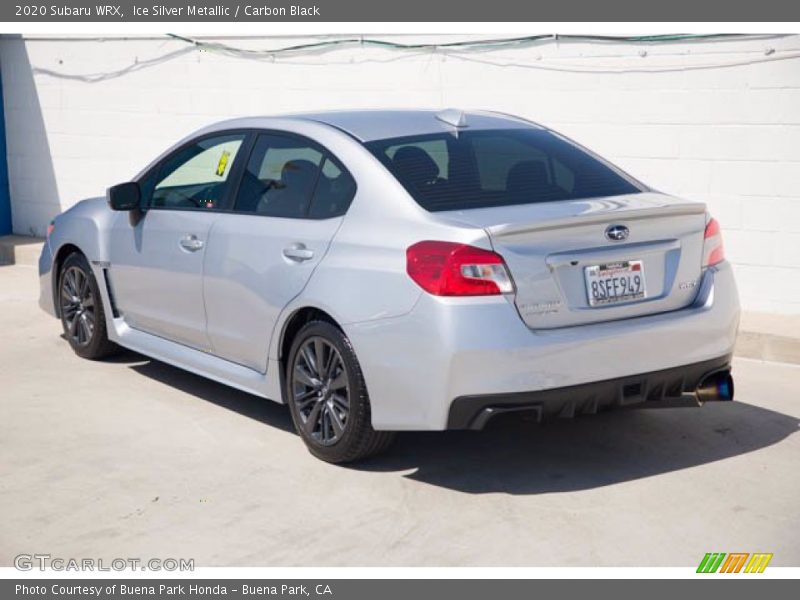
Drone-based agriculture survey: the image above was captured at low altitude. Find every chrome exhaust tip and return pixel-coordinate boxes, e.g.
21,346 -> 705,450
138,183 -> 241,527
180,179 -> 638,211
696,370 -> 734,403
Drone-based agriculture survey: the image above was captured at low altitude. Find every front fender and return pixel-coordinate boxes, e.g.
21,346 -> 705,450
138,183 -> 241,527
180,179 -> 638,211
42,197 -> 115,316
48,197 -> 113,264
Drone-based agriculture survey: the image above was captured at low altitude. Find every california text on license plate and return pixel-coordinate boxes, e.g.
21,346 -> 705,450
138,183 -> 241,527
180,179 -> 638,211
584,260 -> 647,307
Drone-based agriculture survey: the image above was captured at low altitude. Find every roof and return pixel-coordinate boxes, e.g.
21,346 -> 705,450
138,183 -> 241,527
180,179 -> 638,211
288,109 -> 542,142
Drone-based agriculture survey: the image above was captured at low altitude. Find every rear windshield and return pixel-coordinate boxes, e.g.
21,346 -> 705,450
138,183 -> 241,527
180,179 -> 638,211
365,128 -> 643,212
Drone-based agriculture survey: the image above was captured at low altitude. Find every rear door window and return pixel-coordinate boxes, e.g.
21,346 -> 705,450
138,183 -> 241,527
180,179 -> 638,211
308,158 -> 357,219
234,133 -> 356,219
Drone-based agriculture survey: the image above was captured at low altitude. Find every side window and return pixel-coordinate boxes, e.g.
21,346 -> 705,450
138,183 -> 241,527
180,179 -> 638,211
234,134 -> 356,219
308,158 -> 357,219
234,134 -> 323,218
149,134 -> 245,210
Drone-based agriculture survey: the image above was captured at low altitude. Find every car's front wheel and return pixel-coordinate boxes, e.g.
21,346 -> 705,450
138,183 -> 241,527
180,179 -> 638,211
58,252 -> 117,360
286,321 -> 395,463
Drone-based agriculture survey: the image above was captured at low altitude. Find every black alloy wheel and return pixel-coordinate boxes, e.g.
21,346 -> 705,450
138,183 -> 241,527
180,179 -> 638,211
58,252 -> 117,359
285,320 -> 396,463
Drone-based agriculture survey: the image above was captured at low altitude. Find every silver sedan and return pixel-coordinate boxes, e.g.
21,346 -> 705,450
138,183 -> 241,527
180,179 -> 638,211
39,109 -> 740,462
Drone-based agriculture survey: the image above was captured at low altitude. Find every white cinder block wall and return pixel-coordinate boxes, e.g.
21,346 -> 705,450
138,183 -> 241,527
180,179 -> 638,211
1,34 -> 799,313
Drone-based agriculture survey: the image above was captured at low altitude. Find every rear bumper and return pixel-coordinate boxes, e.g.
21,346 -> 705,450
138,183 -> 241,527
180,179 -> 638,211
348,261 -> 739,431
447,353 -> 732,429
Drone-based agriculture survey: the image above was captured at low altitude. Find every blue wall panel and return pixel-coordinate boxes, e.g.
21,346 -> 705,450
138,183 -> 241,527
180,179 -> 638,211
0,70 -> 12,235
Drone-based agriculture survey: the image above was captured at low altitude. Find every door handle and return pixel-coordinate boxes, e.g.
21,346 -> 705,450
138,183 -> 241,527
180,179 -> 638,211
179,234 -> 204,252
283,243 -> 314,262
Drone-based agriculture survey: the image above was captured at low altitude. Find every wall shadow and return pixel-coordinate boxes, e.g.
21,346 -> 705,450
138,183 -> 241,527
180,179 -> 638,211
0,35 -> 61,236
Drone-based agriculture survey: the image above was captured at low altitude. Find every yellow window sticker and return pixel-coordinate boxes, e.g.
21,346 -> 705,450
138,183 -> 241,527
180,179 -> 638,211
215,151 -> 231,177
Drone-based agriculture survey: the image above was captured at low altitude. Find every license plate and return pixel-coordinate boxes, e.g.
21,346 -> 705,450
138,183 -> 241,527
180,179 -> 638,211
584,260 -> 647,307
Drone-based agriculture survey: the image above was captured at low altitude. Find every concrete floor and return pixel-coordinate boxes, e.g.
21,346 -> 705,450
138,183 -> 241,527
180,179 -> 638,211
1,263 -> 798,567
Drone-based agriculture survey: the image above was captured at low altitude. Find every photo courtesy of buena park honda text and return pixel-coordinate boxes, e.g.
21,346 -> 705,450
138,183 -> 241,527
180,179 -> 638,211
0,0 -> 798,597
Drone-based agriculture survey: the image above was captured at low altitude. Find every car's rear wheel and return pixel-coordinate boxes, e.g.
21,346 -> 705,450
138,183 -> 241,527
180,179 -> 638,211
286,321 -> 395,463
58,252 -> 117,360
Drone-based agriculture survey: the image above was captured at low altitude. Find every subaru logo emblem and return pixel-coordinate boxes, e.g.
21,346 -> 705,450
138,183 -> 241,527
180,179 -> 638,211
605,224 -> 629,242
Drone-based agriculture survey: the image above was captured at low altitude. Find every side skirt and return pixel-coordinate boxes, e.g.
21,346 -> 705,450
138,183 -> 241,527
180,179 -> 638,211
108,317 -> 284,403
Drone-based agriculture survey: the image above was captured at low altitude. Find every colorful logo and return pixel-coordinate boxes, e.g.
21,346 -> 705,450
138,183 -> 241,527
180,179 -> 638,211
697,552 -> 773,573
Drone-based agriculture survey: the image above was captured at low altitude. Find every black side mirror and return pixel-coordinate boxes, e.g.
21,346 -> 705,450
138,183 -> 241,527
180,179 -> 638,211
107,182 -> 141,211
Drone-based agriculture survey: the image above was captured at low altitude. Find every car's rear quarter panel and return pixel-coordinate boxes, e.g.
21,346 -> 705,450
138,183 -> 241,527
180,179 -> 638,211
347,262 -> 738,431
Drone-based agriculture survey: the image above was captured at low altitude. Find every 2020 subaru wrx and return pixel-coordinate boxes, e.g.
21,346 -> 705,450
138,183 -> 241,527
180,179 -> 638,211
39,109 -> 740,463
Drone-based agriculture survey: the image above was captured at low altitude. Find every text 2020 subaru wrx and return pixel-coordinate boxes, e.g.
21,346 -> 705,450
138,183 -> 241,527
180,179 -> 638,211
39,109 -> 739,462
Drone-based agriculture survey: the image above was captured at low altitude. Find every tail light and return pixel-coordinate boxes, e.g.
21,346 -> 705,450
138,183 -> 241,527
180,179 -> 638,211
46,220 -> 55,237
702,216 -> 725,267
406,241 -> 514,296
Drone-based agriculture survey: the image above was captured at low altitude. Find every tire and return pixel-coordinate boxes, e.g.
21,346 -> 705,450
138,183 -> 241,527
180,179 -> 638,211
285,320 -> 396,463
58,252 -> 118,360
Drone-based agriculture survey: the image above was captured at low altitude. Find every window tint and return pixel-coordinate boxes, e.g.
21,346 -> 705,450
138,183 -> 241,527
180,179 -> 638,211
471,135 -> 548,191
234,134 -> 356,219
385,139 -> 449,182
234,134 -> 322,218
365,129 -> 642,212
552,158 -> 575,193
308,158 -> 357,219
149,134 -> 245,210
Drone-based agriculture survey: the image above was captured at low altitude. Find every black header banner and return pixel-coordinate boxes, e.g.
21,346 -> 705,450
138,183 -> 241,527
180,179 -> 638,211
3,0 -> 800,22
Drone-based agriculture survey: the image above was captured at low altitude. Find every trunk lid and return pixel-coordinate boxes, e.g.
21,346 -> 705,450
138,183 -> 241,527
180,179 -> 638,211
437,192 -> 707,329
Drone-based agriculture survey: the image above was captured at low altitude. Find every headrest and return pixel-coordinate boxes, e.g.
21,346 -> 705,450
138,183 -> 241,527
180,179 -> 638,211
281,159 -> 320,189
392,146 -> 440,187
